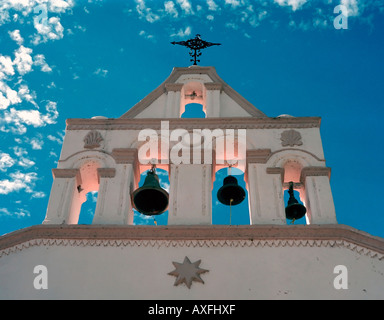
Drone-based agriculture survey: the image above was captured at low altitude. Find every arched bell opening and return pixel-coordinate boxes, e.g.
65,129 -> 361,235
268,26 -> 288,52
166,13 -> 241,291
132,167 -> 170,226
78,191 -> 98,224
283,160 -> 308,225
181,103 -> 206,118
283,186 -> 307,225
69,159 -> 101,224
212,167 -> 249,225
180,81 -> 205,117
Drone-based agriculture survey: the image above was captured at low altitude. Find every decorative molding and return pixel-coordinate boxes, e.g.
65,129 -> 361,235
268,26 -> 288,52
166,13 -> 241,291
97,168 -> 116,183
266,167 -> 285,182
281,129 -> 303,147
52,168 -> 82,185
83,130 -> 103,149
301,166 -> 331,182
246,149 -> 272,164
1,225 -> 384,260
165,83 -> 183,92
66,117 -> 321,131
204,82 -> 222,91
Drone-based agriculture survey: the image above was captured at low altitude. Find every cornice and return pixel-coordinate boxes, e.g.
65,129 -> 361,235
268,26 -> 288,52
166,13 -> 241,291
52,168 -> 82,184
301,166 -> 331,180
65,117 -> 321,131
1,224 -> 383,260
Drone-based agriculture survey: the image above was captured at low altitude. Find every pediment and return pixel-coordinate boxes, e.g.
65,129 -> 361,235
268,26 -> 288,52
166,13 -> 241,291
120,66 -> 267,119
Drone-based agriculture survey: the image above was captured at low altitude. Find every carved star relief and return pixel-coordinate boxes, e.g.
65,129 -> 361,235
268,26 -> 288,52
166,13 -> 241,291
168,256 -> 209,289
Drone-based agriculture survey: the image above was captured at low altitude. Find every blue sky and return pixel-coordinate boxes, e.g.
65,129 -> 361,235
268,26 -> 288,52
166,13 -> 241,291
0,0 -> 383,237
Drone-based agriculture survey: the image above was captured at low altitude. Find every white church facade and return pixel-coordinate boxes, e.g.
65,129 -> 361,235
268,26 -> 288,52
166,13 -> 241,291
0,66 -> 383,299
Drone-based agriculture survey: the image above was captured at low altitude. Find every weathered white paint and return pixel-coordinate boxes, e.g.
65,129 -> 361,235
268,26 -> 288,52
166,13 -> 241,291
1,238 -> 383,299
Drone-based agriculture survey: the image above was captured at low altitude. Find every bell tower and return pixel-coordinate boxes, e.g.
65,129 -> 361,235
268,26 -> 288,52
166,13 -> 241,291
3,61 -> 384,300
43,65 -> 336,227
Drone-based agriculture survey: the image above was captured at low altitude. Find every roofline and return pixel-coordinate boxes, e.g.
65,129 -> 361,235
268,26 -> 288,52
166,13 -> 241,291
1,224 -> 384,256
119,66 -> 267,119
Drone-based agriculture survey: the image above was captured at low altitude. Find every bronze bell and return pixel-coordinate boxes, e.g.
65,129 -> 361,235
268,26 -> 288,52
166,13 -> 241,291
285,182 -> 306,221
217,175 -> 246,206
132,168 -> 169,216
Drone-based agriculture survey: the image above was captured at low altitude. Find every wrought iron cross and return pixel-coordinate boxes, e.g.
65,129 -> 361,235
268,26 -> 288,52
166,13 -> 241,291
171,34 -> 221,65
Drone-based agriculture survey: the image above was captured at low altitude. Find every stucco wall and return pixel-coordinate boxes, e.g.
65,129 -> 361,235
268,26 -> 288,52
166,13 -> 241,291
1,225 -> 383,300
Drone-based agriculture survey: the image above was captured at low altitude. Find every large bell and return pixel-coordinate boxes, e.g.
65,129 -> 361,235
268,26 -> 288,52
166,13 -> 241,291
217,175 -> 246,206
132,169 -> 169,216
285,182 -> 306,221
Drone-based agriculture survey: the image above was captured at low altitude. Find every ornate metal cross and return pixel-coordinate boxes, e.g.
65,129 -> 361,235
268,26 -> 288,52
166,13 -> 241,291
171,34 -> 221,65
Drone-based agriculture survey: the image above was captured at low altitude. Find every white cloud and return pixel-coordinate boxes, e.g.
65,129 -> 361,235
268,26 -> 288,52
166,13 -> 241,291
0,55 -> 15,78
18,157 -> 35,168
0,171 -> 38,195
0,207 -> 30,218
33,54 -> 52,72
225,0 -> 241,9
47,133 -> 63,144
171,26 -> 191,38
13,45 -> 33,75
17,84 -> 38,107
139,30 -> 154,40
8,29 -> 24,45
225,22 -> 239,30
31,191 -> 46,198
164,1 -> 178,18
42,100 -> 59,124
30,137 -> 44,150
13,146 -> 27,157
207,0 -> 219,11
0,152 -> 15,172
2,101 -> 59,134
177,0 -> 193,15
274,0 -> 307,11
33,16 -> 65,44
0,84 -> 21,109
93,68 -> 108,77
341,0 -> 359,17
48,0 -> 74,13
9,108 -> 44,127
135,0 -> 160,23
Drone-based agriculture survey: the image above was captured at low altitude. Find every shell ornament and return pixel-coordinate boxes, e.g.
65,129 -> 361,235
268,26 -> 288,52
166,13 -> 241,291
280,130 -> 303,147
83,130 -> 103,149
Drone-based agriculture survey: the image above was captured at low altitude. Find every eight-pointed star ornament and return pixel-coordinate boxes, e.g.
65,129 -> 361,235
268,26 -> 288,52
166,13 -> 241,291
168,256 -> 209,289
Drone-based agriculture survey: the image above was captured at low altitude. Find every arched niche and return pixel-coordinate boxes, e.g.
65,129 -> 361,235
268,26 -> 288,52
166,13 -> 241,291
265,149 -> 327,225
132,168 -> 170,226
212,167 -> 249,225
180,81 -> 205,117
53,150 -> 117,225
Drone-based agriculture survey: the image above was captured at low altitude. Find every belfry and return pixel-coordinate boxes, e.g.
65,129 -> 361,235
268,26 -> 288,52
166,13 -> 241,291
1,53 -> 384,299
43,64 -> 338,227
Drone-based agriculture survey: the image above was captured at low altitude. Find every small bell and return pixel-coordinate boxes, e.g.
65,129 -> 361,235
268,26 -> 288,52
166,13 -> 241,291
217,175 -> 246,206
285,182 -> 306,221
132,166 -> 169,216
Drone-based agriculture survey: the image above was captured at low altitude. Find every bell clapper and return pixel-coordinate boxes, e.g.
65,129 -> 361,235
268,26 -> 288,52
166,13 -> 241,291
153,217 -> 157,226
229,198 -> 234,225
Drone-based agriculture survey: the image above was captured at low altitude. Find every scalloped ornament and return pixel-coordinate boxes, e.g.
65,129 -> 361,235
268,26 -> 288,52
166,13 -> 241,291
83,130 -> 103,149
280,129 -> 303,147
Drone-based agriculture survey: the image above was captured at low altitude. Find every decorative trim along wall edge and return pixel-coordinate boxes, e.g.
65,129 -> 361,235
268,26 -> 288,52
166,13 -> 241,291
65,117 -> 321,131
1,224 -> 383,259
